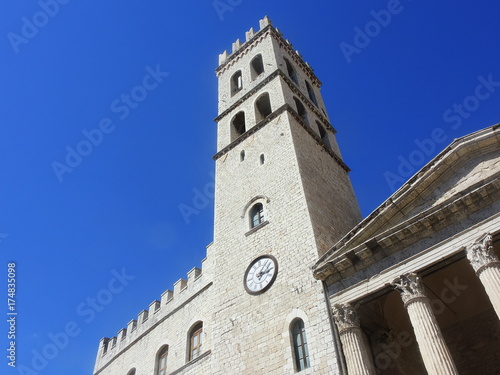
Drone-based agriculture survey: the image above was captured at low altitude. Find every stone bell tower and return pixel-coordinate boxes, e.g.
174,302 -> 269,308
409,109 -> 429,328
207,16 -> 362,374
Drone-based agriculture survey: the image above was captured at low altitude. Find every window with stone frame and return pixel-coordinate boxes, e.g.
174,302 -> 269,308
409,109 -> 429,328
284,57 -> 299,85
317,121 -> 332,149
189,322 -> 203,361
250,54 -> 265,80
231,70 -> 243,95
293,97 -> 308,125
231,111 -> 246,142
156,346 -> 168,375
250,203 -> 265,228
291,319 -> 310,372
255,93 -> 272,122
305,81 -> 318,106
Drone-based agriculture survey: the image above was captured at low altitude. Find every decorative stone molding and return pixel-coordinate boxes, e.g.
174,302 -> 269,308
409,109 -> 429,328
467,233 -> 500,275
391,273 -> 427,307
332,303 -> 359,333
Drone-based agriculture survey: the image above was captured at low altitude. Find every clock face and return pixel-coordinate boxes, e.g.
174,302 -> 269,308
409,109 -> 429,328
244,255 -> 278,295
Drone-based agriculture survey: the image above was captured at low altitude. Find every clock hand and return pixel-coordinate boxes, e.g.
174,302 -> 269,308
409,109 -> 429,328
256,260 -> 270,280
257,265 -> 273,280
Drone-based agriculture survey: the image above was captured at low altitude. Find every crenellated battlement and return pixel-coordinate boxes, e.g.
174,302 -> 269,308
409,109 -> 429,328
216,16 -> 320,87
218,16 -> 272,66
94,258 -> 212,372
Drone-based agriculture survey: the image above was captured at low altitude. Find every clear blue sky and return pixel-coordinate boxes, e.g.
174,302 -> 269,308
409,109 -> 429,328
1,1 -> 499,374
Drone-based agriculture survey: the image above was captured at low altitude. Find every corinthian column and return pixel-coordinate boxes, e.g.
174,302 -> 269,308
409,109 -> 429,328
467,233 -> 500,319
332,303 -> 376,375
392,273 -> 458,375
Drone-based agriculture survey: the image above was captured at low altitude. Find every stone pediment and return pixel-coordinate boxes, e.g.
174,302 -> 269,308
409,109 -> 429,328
313,124 -> 500,281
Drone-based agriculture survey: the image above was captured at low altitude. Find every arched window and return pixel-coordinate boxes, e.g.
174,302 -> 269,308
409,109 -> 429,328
284,58 -> 298,84
305,81 -> 318,106
188,322 -> 203,361
231,112 -> 246,141
250,203 -> 264,228
231,70 -> 243,96
260,154 -> 265,165
126,369 -> 136,375
156,346 -> 168,375
240,150 -> 245,162
250,54 -> 264,80
317,122 -> 332,149
291,319 -> 310,371
293,97 -> 308,125
255,93 -> 272,122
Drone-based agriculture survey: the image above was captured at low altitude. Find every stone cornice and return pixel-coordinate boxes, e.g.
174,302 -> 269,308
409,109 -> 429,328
313,176 -> 500,281
213,103 -> 350,173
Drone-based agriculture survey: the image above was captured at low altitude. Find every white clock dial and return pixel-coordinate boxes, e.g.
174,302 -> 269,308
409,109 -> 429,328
244,255 -> 278,295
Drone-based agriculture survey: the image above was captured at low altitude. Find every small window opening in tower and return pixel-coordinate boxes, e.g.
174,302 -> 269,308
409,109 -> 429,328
260,154 -> 265,165
231,70 -> 243,96
305,81 -> 318,106
293,97 -> 308,125
255,93 -> 272,123
240,150 -> 245,161
231,111 -> 246,141
250,203 -> 265,228
284,58 -> 298,85
317,122 -> 332,149
250,54 -> 265,80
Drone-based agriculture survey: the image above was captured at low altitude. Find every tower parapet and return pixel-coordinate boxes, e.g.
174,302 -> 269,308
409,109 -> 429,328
217,16 -> 320,87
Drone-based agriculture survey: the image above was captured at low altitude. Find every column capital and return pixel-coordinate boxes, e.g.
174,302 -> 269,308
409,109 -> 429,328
332,303 -> 360,333
391,273 -> 426,307
467,233 -> 500,275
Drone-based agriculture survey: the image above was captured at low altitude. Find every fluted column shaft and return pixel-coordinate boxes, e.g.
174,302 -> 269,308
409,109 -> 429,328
332,304 -> 376,375
392,273 -> 458,375
467,233 -> 500,319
